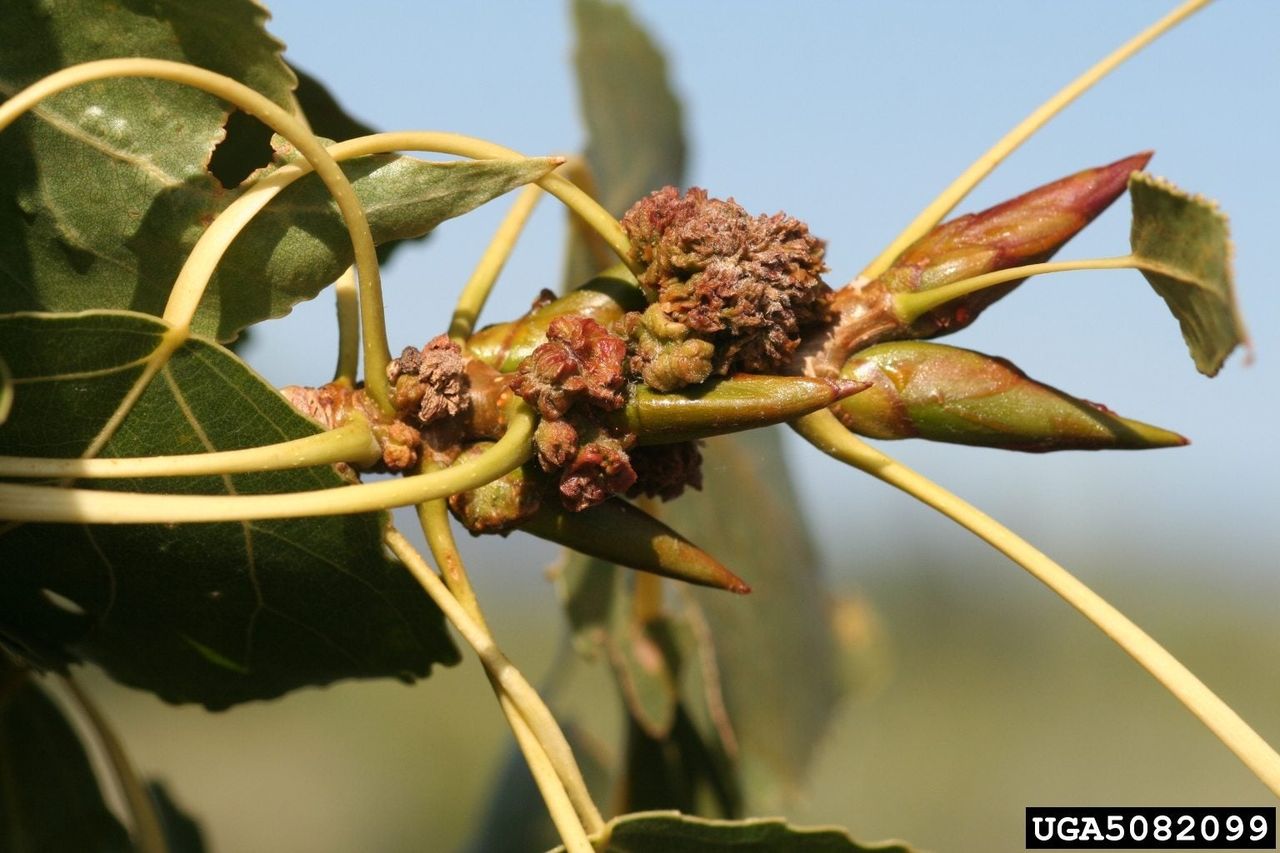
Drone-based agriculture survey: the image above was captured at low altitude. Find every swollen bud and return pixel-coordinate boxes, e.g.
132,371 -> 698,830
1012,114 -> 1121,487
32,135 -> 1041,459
836,341 -> 1187,452
879,152 -> 1153,339
520,498 -> 751,593
446,444 -> 544,533
466,266 -> 646,371
607,374 -> 866,445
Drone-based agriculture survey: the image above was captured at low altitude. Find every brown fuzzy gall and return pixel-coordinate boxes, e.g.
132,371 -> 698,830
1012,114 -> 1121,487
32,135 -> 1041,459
532,413 -> 638,512
620,186 -> 834,385
509,315 -> 628,419
387,335 -> 471,427
627,441 -> 704,502
559,432 -> 638,512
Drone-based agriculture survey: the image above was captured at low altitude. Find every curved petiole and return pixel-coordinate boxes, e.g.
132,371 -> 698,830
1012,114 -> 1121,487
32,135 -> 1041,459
0,417 -> 379,479
332,266 -> 361,386
892,255 -> 1148,323
859,0 -> 1212,282
0,403 -> 536,524
414,485 -> 604,842
385,527 -> 603,847
791,408 -> 1280,798
449,183 -> 546,342
161,135 -> 620,372
0,58 -> 394,413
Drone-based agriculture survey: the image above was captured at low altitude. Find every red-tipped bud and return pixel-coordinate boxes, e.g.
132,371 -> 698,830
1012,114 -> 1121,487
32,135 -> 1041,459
836,341 -> 1187,452
879,152 -> 1153,338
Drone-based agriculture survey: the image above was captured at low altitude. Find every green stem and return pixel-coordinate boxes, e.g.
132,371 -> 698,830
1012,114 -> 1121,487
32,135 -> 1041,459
859,0 -> 1212,282
414,489 -> 602,850
492,682 -> 592,853
384,528 -> 604,841
332,266 -> 361,386
0,403 -> 535,523
0,418 -> 379,479
0,355 -> 13,425
790,409 -> 1280,797
449,184 -> 546,342
156,134 -> 612,392
61,676 -> 167,853
0,58 -> 395,414
416,473 -> 489,632
892,255 -> 1140,322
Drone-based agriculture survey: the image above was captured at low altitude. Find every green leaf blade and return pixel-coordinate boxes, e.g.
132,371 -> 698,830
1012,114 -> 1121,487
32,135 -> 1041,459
204,152 -> 561,341
0,1 -> 558,342
677,431 -> 844,811
0,0 -> 295,323
0,311 -> 459,708
1129,172 -> 1248,376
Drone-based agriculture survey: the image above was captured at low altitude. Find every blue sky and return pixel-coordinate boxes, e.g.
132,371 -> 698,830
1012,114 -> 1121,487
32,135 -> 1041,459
244,1 -> 1280,589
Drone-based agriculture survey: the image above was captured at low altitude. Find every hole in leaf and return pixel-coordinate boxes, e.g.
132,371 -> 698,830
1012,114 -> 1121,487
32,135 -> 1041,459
40,588 -> 87,617
208,109 -> 275,189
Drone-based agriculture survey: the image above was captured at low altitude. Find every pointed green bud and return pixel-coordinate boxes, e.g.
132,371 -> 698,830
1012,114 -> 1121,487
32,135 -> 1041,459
605,374 -> 866,445
880,152 -> 1153,338
466,265 -> 647,371
520,498 -> 751,594
836,341 -> 1187,452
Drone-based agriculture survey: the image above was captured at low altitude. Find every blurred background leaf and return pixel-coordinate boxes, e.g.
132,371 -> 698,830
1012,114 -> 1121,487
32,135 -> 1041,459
0,656 -> 133,853
563,0 -> 685,289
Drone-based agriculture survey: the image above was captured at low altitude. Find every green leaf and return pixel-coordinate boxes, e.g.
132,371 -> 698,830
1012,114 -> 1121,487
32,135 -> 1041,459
0,657 -> 133,853
677,431 -> 844,812
557,553 -> 620,656
0,0 -> 557,342
557,557 -> 678,737
1129,172 -> 1248,376
565,0 -> 686,288
0,311 -> 459,708
0,0 -> 292,321
621,706 -> 738,817
548,811 -> 916,853
206,145 -> 560,341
